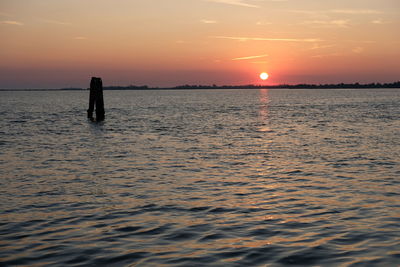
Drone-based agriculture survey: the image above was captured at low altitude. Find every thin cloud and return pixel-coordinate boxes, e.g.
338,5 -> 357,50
331,9 -> 383,15
213,36 -> 322,42
303,19 -> 350,28
345,40 -> 376,44
205,0 -> 288,8
232,54 -> 269,61
326,20 -> 349,27
201,19 -> 217,24
288,10 -> 320,15
307,44 -> 336,50
206,0 -> 259,8
251,61 -> 269,64
1,20 -> 23,26
312,52 -> 341,58
40,19 -> 71,26
371,19 -> 388,24
256,21 -> 273,25
352,47 -> 364,54
288,9 -> 383,16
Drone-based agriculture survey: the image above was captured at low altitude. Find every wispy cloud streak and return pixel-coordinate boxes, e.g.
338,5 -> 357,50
289,9 -> 383,15
312,52 -> 341,58
307,44 -> 336,50
201,19 -> 217,24
206,0 -> 288,8
371,19 -> 388,24
40,19 -> 71,25
331,9 -> 383,15
251,61 -> 268,64
1,20 -> 23,26
214,36 -> 322,42
206,0 -> 259,8
303,20 -> 350,28
232,54 -> 269,60
352,47 -> 364,54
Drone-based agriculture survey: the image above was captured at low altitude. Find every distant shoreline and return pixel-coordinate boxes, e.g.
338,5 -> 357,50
1,81 -> 399,91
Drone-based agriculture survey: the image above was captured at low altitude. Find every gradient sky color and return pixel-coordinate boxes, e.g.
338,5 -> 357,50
1,0 -> 399,88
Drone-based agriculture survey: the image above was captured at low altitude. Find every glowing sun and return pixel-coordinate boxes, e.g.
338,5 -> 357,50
260,72 -> 269,81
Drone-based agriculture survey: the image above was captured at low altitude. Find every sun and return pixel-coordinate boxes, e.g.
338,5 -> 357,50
260,72 -> 269,81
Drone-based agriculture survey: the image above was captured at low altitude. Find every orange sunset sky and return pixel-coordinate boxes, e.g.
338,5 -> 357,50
1,0 -> 399,88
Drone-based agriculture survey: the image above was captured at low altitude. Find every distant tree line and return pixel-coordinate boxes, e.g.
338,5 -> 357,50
2,81 -> 399,91
55,81 -> 400,91
103,85 -> 149,90
171,81 -> 400,90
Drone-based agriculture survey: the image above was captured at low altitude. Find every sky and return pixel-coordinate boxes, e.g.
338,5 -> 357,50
1,0 -> 399,88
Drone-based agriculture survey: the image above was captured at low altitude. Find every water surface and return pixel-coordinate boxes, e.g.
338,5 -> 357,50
1,89 -> 399,266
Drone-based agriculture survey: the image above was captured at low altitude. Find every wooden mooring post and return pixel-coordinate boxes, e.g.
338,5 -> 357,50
87,77 -> 105,121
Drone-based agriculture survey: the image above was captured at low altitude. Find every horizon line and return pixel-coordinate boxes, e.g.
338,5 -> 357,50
1,81 -> 399,91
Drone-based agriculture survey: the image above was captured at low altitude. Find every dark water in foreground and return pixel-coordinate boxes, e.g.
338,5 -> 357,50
1,89 -> 399,266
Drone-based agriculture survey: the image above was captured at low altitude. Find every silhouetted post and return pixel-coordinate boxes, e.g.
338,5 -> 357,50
87,77 -> 105,121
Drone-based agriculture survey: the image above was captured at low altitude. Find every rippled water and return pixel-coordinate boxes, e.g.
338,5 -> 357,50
1,89 -> 399,266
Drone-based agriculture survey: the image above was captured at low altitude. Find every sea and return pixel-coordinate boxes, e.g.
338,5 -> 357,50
0,88 -> 399,266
